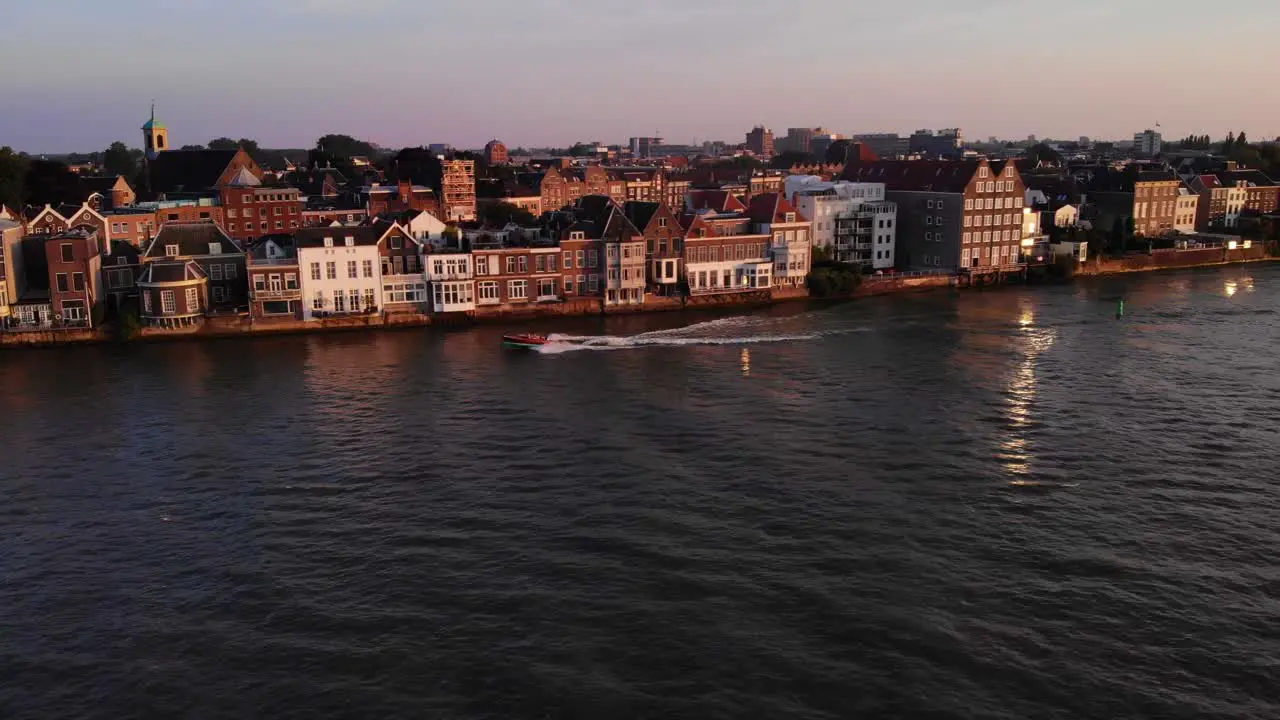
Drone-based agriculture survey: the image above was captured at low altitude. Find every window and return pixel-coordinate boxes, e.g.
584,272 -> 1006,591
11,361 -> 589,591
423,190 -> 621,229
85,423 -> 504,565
186,287 -> 198,311
927,200 -> 935,209
925,232 -> 932,241
333,291 -> 346,312
208,242 -> 223,255
535,254 -> 545,273
274,207 -> 282,217
143,292 -> 153,313
324,237 -> 334,248
72,273 -> 84,292
364,288 -> 376,309
228,209 -> 238,219
274,221 -> 283,230
363,260 -> 373,278
587,249 -> 598,268
478,281 -> 499,303
658,217 -> 667,227
964,215 -> 972,227
55,273 -> 69,292
575,250 -> 584,268
347,260 -> 358,279
326,262 -> 336,279
161,290 -> 176,314
588,274 -> 599,292
165,244 -> 179,257
926,216 -> 933,226
506,256 -> 516,273
225,263 -> 237,279
311,262 -> 321,280
979,166 -> 989,178
242,193 -> 252,203
508,279 -> 528,300
229,223 -> 238,232
518,256 -> 527,273
548,254 -> 557,272
537,278 -> 556,298
285,273 -> 298,290
344,236 -> 354,247
212,287 -> 226,303
210,264 -> 223,281
313,292 -> 324,311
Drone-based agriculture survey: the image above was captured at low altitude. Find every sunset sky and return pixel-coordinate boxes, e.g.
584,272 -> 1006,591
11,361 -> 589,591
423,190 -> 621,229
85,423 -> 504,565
5,0 -> 1279,153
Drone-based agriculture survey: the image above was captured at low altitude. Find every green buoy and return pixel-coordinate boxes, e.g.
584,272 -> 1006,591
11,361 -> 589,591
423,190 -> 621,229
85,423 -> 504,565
1116,298 -> 1125,319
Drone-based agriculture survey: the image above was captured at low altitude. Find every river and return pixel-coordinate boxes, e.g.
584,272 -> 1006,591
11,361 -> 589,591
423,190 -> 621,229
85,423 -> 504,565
2,263 -> 1278,719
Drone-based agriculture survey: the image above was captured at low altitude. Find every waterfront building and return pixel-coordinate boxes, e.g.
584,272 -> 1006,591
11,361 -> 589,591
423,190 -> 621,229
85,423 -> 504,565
1214,170 -> 1280,215
373,220 -> 427,314
623,201 -> 684,295
680,209 -> 773,295
1184,174 -> 1247,230
471,244 -> 563,310
219,174 -> 304,243
295,226 -> 383,320
424,249 -> 474,314
246,235 -> 302,320
101,241 -> 141,318
1088,167 -> 1181,237
571,196 -> 646,306
0,219 -> 22,325
841,158 -> 1027,273
140,222 -> 247,317
790,179 -> 897,269
32,228 -> 106,328
747,193 -> 812,289
1174,187 -> 1199,233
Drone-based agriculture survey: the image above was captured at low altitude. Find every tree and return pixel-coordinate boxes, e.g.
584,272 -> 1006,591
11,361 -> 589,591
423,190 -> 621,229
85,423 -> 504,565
0,146 -> 29,210
179,144 -> 205,151
314,134 -> 376,162
567,143 -> 595,157
208,137 -> 238,151
24,160 -> 86,206
102,141 -> 136,177
386,147 -> 443,191
476,202 -> 537,228
1025,143 -> 1063,166
237,138 -> 260,156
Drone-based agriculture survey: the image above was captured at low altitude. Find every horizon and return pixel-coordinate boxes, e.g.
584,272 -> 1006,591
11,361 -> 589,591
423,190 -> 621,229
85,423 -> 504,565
5,0 -> 1280,155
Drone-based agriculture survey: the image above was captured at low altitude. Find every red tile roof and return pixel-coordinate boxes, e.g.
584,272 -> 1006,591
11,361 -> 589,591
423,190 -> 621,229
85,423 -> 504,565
688,190 -> 746,213
745,192 -> 806,224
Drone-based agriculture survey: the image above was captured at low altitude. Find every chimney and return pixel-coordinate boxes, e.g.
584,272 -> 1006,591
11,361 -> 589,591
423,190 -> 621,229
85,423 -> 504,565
398,179 -> 412,201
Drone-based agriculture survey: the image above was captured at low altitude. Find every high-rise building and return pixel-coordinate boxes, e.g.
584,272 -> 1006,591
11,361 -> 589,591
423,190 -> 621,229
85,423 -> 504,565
780,127 -> 827,154
1133,129 -> 1162,157
745,126 -> 775,158
629,136 -> 664,159
853,133 -> 907,159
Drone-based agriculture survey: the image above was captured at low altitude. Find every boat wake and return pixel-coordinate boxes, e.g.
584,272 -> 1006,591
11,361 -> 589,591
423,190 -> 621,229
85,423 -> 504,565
535,314 -> 868,354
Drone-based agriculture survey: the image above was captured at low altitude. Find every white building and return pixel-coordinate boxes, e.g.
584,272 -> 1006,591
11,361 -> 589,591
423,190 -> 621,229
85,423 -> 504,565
296,226 -> 384,320
747,193 -> 812,288
1134,129 -> 1162,157
403,209 -> 449,247
425,250 -> 474,313
789,178 -> 895,270
1053,204 -> 1081,228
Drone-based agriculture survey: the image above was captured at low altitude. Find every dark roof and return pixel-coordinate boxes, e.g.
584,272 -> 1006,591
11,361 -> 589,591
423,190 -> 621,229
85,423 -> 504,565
247,234 -> 298,260
746,193 -> 805,224
1216,170 -> 1276,188
138,260 -> 206,284
108,240 -> 140,261
148,149 -> 239,194
144,221 -> 242,258
294,226 -> 380,249
841,159 -> 985,193
687,190 -> 746,212
82,175 -> 127,194
622,201 -> 661,231
569,195 -> 642,242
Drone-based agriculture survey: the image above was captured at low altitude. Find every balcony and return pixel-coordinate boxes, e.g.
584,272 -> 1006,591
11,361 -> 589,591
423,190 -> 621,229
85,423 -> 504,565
251,286 -> 301,301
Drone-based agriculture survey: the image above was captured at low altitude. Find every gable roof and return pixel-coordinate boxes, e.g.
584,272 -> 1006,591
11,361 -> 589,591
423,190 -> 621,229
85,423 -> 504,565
82,175 -> 130,195
371,219 -> 422,247
746,193 -> 806,224
622,201 -> 661,232
687,189 -> 747,212
148,149 -> 240,194
294,226 -> 381,249
246,234 -> 298,261
570,195 -> 642,242
144,221 -> 242,258
138,260 -> 205,284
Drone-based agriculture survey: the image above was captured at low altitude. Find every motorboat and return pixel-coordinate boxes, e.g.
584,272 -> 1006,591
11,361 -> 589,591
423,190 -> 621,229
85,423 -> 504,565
502,333 -> 550,349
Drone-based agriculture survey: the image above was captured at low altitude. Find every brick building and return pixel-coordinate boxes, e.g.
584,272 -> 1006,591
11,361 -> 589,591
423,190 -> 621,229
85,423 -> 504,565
745,126 -> 775,157
141,222 -> 247,314
484,140 -> 509,166
42,228 -> 104,327
623,201 -> 684,295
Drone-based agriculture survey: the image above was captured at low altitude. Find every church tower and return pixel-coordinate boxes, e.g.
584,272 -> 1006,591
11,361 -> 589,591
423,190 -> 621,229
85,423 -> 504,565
142,103 -> 169,160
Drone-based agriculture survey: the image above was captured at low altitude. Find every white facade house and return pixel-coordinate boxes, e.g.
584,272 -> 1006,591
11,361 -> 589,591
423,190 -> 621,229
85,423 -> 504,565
789,181 -> 895,270
1053,204 -> 1081,228
296,226 -> 384,320
425,251 -> 475,313
404,209 -> 449,247
1225,186 -> 1247,228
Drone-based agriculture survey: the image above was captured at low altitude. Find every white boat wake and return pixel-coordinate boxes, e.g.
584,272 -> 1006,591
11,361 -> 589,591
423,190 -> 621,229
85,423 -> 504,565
535,314 -> 868,354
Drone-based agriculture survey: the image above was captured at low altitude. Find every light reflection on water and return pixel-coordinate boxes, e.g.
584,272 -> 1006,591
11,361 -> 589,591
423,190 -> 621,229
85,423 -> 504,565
1001,300 -> 1057,479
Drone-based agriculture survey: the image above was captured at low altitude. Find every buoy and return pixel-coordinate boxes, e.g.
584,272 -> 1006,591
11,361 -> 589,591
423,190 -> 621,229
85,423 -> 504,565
1116,298 -> 1125,319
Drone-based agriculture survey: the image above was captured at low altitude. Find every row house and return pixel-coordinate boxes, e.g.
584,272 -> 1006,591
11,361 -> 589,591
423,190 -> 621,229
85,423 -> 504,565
219,175 -> 304,243
424,250 -> 474,313
1186,174 -> 1248,230
102,241 -> 141,317
1210,170 -> 1280,215
607,168 -> 665,204
246,235 -> 302,319
138,222 -> 247,325
472,244 -> 564,309
842,159 -> 1027,272
374,220 -> 427,313
747,193 -> 812,289
36,229 -> 104,328
0,219 -> 21,324
557,233 -> 604,301
680,210 -> 773,294
570,196 -> 646,305
535,166 -> 610,214
23,205 -> 71,236
1175,188 -> 1200,234
622,201 -> 684,295
295,226 -> 382,320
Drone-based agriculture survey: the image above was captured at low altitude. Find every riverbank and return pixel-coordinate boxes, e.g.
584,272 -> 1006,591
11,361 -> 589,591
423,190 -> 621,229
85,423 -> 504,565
1,250 -> 1274,349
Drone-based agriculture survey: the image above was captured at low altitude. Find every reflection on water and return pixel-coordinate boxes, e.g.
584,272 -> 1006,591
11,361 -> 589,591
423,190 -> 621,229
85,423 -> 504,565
1225,280 -> 1239,297
1001,299 -> 1057,478
740,348 -> 751,377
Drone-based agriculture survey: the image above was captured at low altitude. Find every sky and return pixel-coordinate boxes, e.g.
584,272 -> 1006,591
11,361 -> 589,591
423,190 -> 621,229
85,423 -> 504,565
4,0 -> 1280,154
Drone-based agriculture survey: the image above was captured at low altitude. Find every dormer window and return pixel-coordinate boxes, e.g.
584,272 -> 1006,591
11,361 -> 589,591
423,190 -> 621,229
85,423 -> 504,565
979,167 -> 989,178
344,236 -> 355,247
165,244 -> 179,257
208,242 -> 222,255
658,218 -> 667,227
117,256 -> 129,266
1005,167 -> 1014,177
570,231 -> 584,240
785,213 -> 795,222
323,237 -> 333,248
